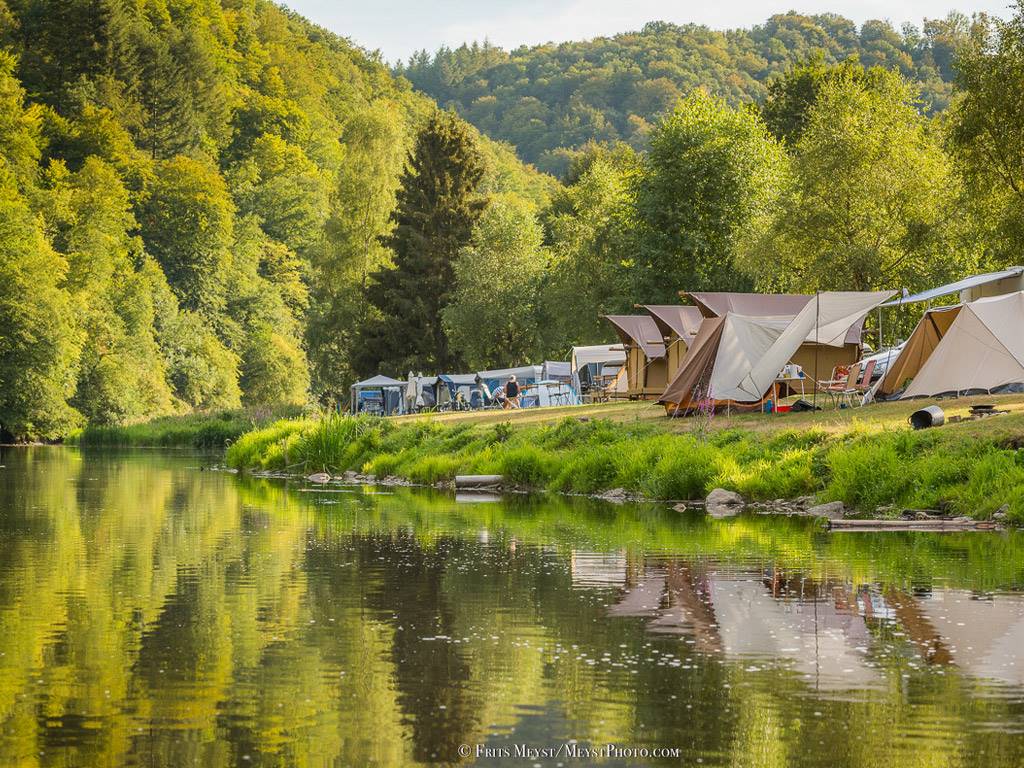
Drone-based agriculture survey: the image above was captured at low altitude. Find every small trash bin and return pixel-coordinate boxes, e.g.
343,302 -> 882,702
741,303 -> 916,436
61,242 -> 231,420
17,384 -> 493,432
910,405 -> 945,430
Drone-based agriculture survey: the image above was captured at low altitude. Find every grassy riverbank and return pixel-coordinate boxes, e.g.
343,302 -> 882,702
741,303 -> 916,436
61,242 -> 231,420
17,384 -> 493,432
66,407 -> 302,449
226,395 -> 1024,521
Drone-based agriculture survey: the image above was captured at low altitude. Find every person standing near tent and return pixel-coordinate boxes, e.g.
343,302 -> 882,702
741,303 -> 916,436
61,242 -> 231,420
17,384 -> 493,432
504,375 -> 521,409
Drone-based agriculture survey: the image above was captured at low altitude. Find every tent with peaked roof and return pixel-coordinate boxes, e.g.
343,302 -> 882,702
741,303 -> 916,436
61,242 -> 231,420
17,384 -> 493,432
644,305 -> 705,384
876,291 -> 1024,399
351,374 -> 406,416
603,314 -> 668,399
688,291 -> 866,389
660,291 -> 894,414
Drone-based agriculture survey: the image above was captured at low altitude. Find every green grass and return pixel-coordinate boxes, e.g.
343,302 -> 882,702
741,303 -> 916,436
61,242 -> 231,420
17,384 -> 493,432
65,406 -> 302,450
225,404 -> 1024,522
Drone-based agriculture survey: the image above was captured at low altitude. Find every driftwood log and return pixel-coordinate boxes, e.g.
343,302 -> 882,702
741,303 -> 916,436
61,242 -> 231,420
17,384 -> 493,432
829,517 -> 999,532
454,474 -> 504,489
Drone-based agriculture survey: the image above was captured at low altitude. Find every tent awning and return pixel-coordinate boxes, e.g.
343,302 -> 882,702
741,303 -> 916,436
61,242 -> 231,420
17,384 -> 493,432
880,267 -> 1024,307
603,315 -> 667,359
476,365 -> 542,381
686,291 -> 865,345
542,361 -> 572,378
688,292 -> 810,318
436,373 -> 479,386
570,345 -> 627,371
643,305 -> 704,340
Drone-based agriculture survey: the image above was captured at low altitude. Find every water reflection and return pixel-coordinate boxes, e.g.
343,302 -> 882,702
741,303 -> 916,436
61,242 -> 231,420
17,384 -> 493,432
1,446 -> 1024,767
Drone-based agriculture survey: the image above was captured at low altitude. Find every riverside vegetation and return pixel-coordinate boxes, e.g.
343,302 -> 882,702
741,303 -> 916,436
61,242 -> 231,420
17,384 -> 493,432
66,406 -> 302,449
225,398 -> 1024,521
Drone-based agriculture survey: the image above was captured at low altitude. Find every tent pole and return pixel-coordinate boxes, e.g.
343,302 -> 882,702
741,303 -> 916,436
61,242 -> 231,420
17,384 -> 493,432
813,292 -> 820,412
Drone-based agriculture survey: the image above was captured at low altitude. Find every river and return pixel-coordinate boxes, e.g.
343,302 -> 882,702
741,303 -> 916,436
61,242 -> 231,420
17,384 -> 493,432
1,447 -> 1023,766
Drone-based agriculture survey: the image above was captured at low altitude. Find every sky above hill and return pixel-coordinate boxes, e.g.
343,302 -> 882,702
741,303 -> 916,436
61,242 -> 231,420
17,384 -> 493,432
287,0 -> 1013,63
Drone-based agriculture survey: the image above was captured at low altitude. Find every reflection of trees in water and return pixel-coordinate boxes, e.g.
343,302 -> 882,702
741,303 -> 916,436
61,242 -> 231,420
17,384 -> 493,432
2,453 -> 1024,767
321,531 -> 483,765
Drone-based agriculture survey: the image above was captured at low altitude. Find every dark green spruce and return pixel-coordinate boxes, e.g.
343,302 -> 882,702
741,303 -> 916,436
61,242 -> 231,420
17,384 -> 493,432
355,111 -> 486,376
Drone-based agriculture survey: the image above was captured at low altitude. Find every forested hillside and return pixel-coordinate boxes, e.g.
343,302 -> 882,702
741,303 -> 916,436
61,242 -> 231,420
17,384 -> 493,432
0,0 -> 552,439
399,12 -> 982,175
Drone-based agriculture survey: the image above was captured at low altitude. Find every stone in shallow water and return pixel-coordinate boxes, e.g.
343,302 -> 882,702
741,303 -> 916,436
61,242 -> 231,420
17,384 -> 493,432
705,488 -> 744,518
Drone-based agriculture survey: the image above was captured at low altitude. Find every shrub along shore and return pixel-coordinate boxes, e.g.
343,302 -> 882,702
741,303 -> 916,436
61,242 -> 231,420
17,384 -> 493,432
224,405 -> 1024,522
66,407 -> 302,449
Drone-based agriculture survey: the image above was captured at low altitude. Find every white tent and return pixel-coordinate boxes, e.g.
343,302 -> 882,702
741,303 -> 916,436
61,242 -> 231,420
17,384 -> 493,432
476,365 -> 543,393
663,291 -> 893,407
877,291 -> 1024,399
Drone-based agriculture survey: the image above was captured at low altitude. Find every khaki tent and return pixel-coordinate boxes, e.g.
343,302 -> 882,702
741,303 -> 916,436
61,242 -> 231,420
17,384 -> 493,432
643,305 -> 705,383
603,315 -> 668,399
661,291 -> 894,413
876,291 -> 1024,399
688,291 -> 865,389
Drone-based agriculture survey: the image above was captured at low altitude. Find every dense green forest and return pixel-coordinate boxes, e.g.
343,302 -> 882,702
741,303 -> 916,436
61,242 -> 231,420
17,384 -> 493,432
0,0 -> 552,440
398,12 -> 983,175
3,0 -> 1024,440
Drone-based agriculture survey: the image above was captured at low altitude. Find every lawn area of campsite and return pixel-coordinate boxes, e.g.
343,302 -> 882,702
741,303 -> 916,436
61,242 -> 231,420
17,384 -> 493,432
396,390 -> 1024,438
226,392 -> 1024,522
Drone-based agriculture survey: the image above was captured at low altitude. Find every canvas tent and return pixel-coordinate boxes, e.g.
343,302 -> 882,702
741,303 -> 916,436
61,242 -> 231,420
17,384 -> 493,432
688,291 -> 866,389
603,315 -> 668,399
661,291 -> 894,413
351,375 -> 406,416
644,305 -> 705,382
875,291 -> 1024,399
570,344 -> 628,399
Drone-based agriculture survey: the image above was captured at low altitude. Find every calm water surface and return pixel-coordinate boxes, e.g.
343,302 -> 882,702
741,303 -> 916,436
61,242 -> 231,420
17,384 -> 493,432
1,447 -> 1024,767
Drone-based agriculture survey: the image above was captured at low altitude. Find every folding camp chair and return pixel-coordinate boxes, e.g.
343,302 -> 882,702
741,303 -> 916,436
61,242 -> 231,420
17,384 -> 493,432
842,360 -> 876,407
820,365 -> 853,409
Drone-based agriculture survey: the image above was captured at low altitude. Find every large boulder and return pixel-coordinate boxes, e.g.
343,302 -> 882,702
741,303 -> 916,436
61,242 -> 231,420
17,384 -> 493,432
705,488 -> 745,518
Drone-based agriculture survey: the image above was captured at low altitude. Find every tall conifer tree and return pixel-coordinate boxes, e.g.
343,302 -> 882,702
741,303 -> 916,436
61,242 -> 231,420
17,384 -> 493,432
355,111 -> 486,376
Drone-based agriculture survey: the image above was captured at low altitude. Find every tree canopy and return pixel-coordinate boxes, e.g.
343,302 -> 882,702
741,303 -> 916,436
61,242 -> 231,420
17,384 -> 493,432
399,12 -> 980,176
0,0 -> 552,437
